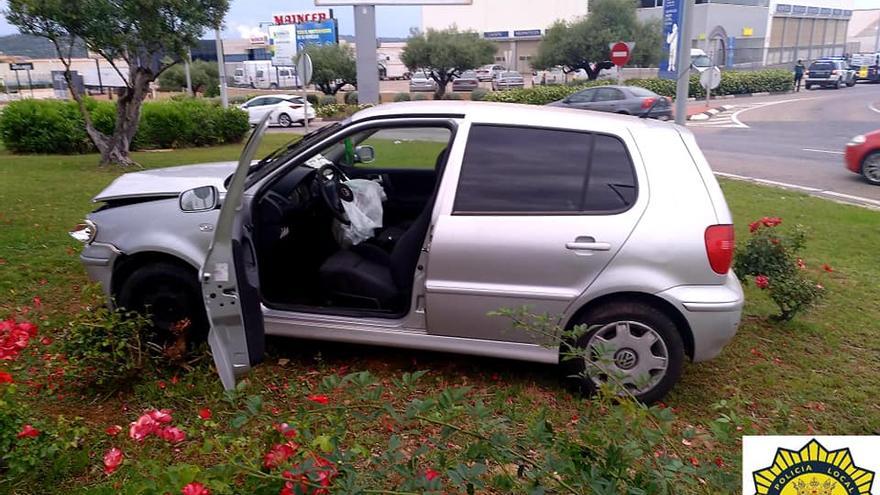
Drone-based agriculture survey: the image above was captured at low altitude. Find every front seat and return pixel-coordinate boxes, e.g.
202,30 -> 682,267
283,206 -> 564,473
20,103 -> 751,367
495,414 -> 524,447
318,148 -> 449,310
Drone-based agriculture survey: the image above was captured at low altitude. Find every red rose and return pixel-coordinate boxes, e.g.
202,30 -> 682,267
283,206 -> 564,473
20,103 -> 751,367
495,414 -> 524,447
754,275 -> 770,289
748,221 -> 761,233
425,468 -> 441,481
0,371 -> 12,383
275,423 -> 297,438
17,424 -> 40,439
160,426 -> 186,444
181,481 -> 211,495
129,414 -> 158,442
761,216 -> 782,227
148,409 -> 173,423
103,447 -> 124,475
822,263 -> 833,273
307,394 -> 329,405
198,408 -> 212,420
263,442 -> 298,470
105,425 -> 123,436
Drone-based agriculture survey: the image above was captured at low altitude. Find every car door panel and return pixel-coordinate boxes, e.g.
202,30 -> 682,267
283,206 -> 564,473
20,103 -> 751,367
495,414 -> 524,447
202,115 -> 270,390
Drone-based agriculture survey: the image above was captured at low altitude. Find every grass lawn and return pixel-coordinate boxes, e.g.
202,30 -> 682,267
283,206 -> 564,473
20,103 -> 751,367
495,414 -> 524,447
1,137 -> 878,493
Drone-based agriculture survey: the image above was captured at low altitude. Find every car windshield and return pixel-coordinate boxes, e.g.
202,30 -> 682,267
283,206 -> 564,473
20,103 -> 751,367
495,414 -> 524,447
627,86 -> 657,97
243,122 -> 343,187
692,55 -> 712,68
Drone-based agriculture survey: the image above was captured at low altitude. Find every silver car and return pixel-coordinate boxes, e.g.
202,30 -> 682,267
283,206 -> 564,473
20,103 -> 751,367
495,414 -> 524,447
73,101 -> 743,402
492,71 -> 525,91
408,71 -> 437,92
548,85 -> 673,120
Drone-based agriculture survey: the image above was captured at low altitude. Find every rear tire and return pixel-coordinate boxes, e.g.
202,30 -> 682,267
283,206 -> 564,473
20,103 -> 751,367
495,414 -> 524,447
805,83 -> 812,90
561,302 -> 684,404
847,78 -> 856,87
836,79 -> 843,89
117,262 -> 209,347
860,151 -> 880,185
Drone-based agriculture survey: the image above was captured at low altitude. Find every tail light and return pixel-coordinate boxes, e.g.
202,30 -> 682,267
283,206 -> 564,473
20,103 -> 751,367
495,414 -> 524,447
641,97 -> 656,109
288,103 -> 303,109
704,225 -> 735,275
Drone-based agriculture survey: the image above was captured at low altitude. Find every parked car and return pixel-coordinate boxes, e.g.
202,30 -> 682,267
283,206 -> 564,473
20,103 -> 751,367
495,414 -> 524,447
845,130 -> 880,185
409,71 -> 437,92
691,49 -> 713,73
492,71 -> 525,91
73,101 -> 743,402
805,60 -> 856,89
239,94 -> 315,127
532,68 -> 566,86
475,64 -> 506,82
547,85 -> 672,120
452,70 -> 479,92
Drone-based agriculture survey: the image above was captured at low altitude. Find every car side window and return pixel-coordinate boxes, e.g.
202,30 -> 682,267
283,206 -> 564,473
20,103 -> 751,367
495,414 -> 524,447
454,125 -> 636,214
263,97 -> 282,105
246,98 -> 265,108
568,88 -> 596,103
595,88 -> 625,102
343,127 -> 451,170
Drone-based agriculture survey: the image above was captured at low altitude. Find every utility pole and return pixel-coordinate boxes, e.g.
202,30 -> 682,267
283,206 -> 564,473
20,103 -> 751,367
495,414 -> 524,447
215,28 -> 229,108
674,0 -> 694,125
184,49 -> 193,96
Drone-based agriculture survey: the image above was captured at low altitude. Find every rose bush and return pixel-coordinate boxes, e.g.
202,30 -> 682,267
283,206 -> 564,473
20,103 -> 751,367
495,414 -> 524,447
734,217 -> 827,321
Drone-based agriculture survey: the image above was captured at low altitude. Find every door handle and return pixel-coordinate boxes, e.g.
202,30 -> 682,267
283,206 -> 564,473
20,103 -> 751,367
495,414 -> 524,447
566,236 -> 611,251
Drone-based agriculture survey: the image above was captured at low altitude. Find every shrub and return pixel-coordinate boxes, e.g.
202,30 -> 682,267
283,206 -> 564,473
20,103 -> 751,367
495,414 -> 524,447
0,99 -> 249,154
412,93 -> 430,101
470,87 -> 489,101
441,92 -> 463,100
483,79 -> 612,105
734,217 -> 827,321
319,95 -> 338,106
393,92 -> 411,102
306,94 -> 319,106
57,306 -> 157,390
344,91 -> 358,105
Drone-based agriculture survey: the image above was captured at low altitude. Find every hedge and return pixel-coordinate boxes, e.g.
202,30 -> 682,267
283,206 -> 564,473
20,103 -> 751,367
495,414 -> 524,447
0,98 -> 250,154
483,69 -> 793,105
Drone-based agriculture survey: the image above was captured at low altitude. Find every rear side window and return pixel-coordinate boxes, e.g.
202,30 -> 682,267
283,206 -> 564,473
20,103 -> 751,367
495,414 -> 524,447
454,125 -> 636,214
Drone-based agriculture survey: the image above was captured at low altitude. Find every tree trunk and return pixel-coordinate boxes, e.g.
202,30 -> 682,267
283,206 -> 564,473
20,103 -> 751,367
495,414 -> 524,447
94,69 -> 151,166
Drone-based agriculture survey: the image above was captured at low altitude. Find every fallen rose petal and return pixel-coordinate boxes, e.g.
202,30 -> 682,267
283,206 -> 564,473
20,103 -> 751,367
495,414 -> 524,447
307,394 -> 329,405
17,424 -> 40,438
0,371 -> 12,383
103,447 -> 123,475
160,426 -> 186,444
105,425 -> 123,436
148,409 -> 173,423
425,468 -> 441,481
198,408 -> 212,420
181,481 -> 211,495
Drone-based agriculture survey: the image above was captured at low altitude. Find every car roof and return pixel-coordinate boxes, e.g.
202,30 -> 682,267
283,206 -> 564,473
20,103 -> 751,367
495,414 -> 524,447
351,101 -> 673,134
250,94 -> 300,100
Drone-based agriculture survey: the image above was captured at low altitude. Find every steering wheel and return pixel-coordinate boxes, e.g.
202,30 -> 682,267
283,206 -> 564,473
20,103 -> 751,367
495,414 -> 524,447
316,164 -> 352,224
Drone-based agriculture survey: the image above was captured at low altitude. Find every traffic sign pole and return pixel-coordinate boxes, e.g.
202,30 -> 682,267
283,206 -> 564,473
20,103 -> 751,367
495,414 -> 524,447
609,41 -> 631,84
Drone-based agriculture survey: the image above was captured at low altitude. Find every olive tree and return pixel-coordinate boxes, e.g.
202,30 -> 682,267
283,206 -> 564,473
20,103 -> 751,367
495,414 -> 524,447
533,0 -> 663,80
401,28 -> 495,98
5,0 -> 228,166
305,43 -> 357,95
158,59 -> 220,97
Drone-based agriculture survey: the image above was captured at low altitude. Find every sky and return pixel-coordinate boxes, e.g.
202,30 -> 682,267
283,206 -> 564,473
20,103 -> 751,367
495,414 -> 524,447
0,0 -> 423,38
0,0 -> 876,38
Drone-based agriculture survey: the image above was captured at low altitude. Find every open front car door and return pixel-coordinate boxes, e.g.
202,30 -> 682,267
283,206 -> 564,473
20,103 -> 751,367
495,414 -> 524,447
201,115 -> 270,390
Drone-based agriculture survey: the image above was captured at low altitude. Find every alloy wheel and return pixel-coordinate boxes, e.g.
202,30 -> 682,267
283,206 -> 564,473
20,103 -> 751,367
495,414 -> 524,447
278,114 -> 291,127
584,321 -> 669,395
863,153 -> 880,184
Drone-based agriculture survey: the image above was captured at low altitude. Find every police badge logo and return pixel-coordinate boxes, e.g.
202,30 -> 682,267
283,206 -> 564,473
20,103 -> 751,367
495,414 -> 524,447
752,439 -> 875,495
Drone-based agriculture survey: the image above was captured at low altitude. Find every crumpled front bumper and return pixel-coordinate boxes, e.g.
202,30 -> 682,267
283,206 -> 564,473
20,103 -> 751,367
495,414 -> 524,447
80,242 -> 123,301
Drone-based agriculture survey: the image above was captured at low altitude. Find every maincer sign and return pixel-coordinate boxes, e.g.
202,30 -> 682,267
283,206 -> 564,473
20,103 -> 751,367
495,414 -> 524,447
272,11 -> 330,25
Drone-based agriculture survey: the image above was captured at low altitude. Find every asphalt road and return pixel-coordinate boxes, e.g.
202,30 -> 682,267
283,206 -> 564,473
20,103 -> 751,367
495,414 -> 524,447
689,83 -> 880,201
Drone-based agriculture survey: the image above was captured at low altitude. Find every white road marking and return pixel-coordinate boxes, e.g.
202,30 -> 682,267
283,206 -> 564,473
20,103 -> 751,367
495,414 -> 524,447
869,102 -> 880,114
803,148 -> 845,155
729,96 -> 823,129
714,172 -> 880,209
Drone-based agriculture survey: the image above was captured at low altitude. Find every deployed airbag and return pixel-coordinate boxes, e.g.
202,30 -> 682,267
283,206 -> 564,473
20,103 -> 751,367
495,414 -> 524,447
332,179 -> 387,247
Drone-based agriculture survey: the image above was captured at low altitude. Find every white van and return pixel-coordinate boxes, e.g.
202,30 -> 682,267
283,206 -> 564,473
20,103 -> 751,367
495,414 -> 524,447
691,49 -> 712,72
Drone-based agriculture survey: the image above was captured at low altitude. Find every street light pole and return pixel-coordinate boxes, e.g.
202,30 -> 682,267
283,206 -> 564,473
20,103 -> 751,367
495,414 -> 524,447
215,28 -> 229,108
184,49 -> 193,96
674,0 -> 694,125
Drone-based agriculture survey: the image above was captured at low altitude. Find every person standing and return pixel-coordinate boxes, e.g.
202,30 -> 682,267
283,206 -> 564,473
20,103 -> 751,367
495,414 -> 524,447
794,60 -> 805,92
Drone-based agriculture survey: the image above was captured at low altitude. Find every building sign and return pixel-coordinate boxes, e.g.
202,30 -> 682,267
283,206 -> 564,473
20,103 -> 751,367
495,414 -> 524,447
807,6 -> 819,15
483,31 -> 509,39
514,29 -> 542,37
792,5 -> 806,14
9,62 -> 34,71
295,20 -> 338,50
250,35 -> 267,46
658,0 -> 684,80
272,10 -> 330,25
268,25 -> 297,66
776,4 -> 848,18
820,7 -> 832,15
776,4 -> 792,13
726,36 -> 736,68
832,8 -> 842,16
742,27 -> 753,36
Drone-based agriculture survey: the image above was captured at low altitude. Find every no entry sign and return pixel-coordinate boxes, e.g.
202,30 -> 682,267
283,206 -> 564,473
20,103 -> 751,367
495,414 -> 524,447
610,42 -> 631,67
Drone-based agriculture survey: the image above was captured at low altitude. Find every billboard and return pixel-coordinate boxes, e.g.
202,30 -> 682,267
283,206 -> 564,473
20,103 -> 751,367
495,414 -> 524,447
316,0 -> 470,4
272,10 -> 330,25
658,0 -> 684,80
295,20 -> 338,51
268,24 -> 297,66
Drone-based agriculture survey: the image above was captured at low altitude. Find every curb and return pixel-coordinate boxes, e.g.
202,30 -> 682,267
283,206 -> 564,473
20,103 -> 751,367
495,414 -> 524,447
687,104 -> 733,121
686,90 -> 793,102
714,172 -> 880,210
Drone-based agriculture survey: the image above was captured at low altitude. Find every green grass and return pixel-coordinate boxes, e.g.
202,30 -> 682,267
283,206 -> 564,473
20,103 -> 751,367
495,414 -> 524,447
1,140 -> 879,492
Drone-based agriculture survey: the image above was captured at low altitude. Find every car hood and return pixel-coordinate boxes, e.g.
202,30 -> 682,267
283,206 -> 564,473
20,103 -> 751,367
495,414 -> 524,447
93,161 -> 238,202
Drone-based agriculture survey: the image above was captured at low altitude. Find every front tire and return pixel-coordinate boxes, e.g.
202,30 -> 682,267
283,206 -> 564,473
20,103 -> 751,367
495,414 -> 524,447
861,151 -> 880,185
561,302 -> 684,404
277,113 -> 292,128
117,262 -> 209,347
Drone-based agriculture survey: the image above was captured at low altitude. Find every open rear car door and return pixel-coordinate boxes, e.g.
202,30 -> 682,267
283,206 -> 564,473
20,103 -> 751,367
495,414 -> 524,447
200,115 -> 270,390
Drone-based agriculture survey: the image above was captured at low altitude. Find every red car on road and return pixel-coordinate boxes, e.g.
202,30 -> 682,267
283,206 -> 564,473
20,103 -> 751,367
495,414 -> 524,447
845,129 -> 880,185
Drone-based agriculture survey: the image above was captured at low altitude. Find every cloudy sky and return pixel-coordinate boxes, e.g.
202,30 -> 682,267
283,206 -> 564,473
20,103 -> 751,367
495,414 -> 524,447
0,0 -> 876,38
0,0 -> 422,38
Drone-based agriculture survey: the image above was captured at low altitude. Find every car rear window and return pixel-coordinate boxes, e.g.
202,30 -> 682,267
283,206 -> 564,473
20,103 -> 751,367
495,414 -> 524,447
454,125 -> 637,214
810,62 -> 834,70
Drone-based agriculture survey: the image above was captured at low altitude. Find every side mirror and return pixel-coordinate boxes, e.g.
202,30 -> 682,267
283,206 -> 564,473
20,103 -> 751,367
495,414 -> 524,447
179,185 -> 218,212
354,145 -> 376,164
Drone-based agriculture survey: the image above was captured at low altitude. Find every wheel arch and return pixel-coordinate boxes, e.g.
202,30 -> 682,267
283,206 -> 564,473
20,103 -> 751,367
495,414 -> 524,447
111,251 -> 200,301
564,291 -> 695,360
